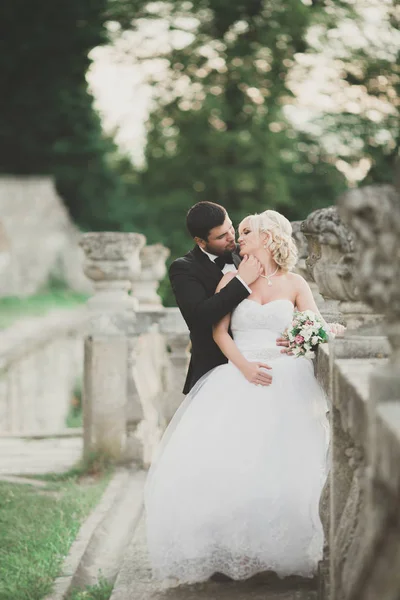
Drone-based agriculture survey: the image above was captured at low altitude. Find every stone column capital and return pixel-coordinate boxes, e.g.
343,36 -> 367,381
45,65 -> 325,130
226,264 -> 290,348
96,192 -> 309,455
80,231 -> 146,335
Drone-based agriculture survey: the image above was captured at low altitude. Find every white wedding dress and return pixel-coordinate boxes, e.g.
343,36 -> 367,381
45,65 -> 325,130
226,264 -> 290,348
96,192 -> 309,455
145,298 -> 329,584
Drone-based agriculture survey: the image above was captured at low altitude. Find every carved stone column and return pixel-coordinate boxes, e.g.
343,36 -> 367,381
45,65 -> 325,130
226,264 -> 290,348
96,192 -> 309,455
80,232 -> 145,461
131,243 -> 170,307
159,308 -> 190,426
292,220 -> 324,306
301,206 -> 377,329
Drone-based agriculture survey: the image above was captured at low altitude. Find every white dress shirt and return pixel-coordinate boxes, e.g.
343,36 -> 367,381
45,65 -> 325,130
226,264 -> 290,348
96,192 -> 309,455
200,247 -> 252,293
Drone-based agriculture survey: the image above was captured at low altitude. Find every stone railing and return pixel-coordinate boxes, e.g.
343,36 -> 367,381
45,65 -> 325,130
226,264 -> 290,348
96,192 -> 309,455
80,232 -> 189,467
0,309 -> 88,434
304,184 -> 399,600
0,234 -> 188,451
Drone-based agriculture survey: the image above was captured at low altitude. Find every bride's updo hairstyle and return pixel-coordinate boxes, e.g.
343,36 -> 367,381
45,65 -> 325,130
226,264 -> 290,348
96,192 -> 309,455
247,210 -> 298,272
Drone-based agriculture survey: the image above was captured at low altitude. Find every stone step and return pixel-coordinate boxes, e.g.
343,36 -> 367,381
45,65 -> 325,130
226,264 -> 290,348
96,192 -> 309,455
110,516 -> 318,600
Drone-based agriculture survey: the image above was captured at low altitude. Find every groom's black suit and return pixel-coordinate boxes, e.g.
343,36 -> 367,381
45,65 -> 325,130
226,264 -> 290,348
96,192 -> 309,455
169,244 -> 251,394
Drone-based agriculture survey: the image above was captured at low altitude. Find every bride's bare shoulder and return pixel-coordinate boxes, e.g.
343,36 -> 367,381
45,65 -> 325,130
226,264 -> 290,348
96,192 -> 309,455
285,272 -> 309,291
286,271 -> 306,283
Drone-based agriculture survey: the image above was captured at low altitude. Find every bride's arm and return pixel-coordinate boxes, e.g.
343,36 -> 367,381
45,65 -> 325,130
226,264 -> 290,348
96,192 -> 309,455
295,275 -> 345,337
277,274 -> 345,353
212,274 -> 273,386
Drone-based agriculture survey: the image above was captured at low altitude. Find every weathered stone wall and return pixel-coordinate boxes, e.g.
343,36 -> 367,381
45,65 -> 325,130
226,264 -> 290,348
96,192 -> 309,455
0,309 -> 89,434
0,176 -> 92,297
311,184 -> 400,600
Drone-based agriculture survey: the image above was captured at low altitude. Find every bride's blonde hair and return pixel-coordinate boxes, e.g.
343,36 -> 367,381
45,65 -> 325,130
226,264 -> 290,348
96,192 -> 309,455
246,210 -> 298,272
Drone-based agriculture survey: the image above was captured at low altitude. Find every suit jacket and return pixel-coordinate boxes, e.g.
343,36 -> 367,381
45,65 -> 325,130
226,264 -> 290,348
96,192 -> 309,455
169,245 -> 250,394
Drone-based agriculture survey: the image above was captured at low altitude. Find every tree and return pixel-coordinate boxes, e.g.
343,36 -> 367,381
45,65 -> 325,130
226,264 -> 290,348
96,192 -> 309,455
122,1 -> 347,258
0,0 -> 131,231
299,0 -> 400,186
107,0 -> 348,304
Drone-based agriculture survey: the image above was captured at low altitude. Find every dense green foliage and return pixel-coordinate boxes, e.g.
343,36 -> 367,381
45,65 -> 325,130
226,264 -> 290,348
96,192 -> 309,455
127,0 -> 348,259
308,3 -> 400,186
0,0 -> 131,231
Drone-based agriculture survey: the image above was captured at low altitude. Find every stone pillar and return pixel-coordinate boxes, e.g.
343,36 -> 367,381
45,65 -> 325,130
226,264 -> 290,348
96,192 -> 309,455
131,243 -> 170,307
80,231 -> 145,462
301,206 -> 378,329
159,308 -> 190,426
0,220 -> 10,275
291,220 -> 324,306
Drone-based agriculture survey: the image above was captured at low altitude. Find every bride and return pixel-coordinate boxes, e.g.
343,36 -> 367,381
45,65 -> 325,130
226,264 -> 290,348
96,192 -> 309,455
145,210 -> 330,585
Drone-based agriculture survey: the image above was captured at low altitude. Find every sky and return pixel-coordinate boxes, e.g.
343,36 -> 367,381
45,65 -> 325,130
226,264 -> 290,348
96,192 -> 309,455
87,0 -> 399,182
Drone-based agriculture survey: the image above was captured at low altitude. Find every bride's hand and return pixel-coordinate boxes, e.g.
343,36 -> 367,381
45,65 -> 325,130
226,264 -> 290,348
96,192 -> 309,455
328,323 -> 346,338
241,361 -> 272,386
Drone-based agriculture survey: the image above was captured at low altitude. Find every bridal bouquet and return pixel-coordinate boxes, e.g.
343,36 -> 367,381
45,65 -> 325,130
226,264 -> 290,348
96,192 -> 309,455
283,310 -> 330,359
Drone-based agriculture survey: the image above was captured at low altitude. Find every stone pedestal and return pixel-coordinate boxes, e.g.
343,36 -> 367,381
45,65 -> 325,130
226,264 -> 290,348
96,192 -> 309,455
291,220 -> 324,307
301,206 -> 356,325
80,232 -> 145,463
83,336 -> 128,459
131,244 -> 170,307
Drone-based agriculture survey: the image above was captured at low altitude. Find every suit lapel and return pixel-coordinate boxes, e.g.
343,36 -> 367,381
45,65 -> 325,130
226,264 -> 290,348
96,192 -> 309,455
191,245 -> 223,287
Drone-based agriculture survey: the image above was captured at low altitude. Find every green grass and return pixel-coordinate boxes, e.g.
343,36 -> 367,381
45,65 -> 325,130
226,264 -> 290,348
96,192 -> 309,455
0,289 -> 88,330
31,451 -> 115,483
0,470 -> 112,600
68,578 -> 113,600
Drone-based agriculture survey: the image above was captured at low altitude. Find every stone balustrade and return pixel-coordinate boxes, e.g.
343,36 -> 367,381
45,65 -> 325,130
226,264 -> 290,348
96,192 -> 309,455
0,228 -> 189,468
312,183 -> 400,600
80,232 -> 189,466
131,243 -> 170,307
0,309 -> 88,434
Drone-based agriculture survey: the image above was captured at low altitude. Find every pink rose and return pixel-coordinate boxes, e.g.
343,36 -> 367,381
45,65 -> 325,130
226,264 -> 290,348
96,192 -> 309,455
295,335 -> 305,345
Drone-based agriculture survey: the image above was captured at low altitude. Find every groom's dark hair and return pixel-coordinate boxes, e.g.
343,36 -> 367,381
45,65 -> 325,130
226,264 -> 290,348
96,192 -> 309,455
186,201 -> 226,240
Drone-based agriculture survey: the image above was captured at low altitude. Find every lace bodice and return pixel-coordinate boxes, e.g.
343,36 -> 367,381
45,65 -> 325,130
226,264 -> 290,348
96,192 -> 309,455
231,298 -> 294,362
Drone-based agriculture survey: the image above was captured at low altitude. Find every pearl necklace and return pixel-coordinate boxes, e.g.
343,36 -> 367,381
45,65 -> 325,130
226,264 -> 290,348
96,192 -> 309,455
260,266 -> 279,286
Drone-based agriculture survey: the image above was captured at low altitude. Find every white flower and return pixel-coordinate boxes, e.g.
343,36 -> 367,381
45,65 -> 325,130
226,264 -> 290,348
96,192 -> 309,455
311,335 -> 319,345
301,327 -> 313,342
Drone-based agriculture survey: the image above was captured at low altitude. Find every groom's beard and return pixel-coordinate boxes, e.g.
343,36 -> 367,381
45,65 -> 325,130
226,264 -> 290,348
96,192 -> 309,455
204,241 -> 237,256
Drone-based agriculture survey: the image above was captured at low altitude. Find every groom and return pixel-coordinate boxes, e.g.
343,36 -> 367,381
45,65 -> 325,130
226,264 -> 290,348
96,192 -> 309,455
169,201 -> 274,394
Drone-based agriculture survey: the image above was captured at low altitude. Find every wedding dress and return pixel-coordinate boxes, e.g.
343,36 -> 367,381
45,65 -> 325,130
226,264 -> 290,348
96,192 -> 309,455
145,298 -> 329,584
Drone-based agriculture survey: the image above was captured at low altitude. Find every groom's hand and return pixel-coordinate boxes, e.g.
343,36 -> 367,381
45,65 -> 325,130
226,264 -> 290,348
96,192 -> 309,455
276,336 -> 293,355
237,255 -> 263,286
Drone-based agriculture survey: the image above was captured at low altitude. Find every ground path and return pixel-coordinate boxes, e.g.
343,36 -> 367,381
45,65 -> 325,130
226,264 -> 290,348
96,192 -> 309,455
0,435 -> 82,475
110,516 -> 318,600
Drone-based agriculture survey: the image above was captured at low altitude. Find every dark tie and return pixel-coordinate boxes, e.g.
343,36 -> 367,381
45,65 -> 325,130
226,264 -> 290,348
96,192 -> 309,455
214,254 -> 235,270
